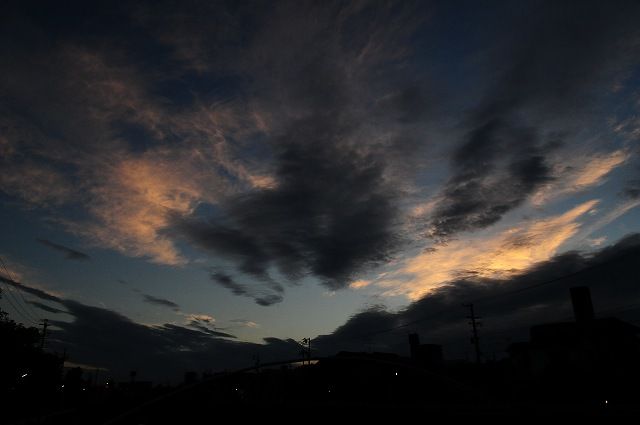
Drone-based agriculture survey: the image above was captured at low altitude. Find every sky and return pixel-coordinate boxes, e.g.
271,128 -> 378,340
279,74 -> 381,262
2,0 -> 640,381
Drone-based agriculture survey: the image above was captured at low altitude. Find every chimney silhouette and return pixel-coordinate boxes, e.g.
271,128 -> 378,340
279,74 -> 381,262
570,286 -> 594,323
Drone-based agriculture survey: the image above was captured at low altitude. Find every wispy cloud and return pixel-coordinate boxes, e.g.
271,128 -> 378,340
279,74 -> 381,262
574,198 -> 640,243
531,149 -> 629,206
210,272 -> 283,307
36,239 -> 90,261
0,160 -> 74,207
373,200 -> 599,300
142,294 -> 180,311
229,319 -> 260,329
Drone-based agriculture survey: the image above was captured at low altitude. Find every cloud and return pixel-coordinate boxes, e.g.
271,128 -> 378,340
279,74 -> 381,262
625,181 -> 640,200
161,1 -> 437,295
314,233 -> 640,359
349,280 -> 372,289
211,272 -> 248,296
181,135 -> 401,291
229,319 -> 260,329
572,199 -> 640,246
0,275 -> 62,304
426,1 -> 640,239
531,150 -> 629,206
36,239 -> 91,261
210,272 -> 283,307
66,147 -> 225,266
568,150 -> 629,189
178,313 -> 238,338
0,160 -> 74,207
2,0 -> 640,309
184,313 -> 215,324
5,232 -> 640,380
0,272 -> 309,382
28,300 -> 68,315
1,38 -> 268,266
376,200 -> 598,300
428,121 -> 556,239
142,294 -> 180,310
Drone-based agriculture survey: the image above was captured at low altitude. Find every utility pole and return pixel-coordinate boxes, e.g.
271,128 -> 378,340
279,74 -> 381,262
463,304 -> 481,364
301,338 -> 311,365
40,319 -> 49,350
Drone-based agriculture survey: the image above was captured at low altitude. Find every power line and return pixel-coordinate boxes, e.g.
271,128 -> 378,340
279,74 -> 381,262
0,256 -> 41,324
0,281 -> 35,325
0,278 -> 39,326
0,255 -> 42,324
0,265 -> 39,326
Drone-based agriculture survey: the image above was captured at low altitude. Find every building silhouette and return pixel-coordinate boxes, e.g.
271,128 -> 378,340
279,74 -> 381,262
507,286 -> 640,402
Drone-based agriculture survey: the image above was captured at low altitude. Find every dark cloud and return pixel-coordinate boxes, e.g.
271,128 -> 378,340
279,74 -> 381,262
430,121 -> 556,239
255,294 -> 283,307
0,277 -> 61,303
313,233 -> 640,360
428,1 -> 640,239
36,239 -> 90,261
0,274 -> 296,382
172,2 -> 434,295
211,272 -> 248,296
182,136 -> 401,292
4,233 -> 640,380
142,294 -> 179,311
210,272 -> 282,306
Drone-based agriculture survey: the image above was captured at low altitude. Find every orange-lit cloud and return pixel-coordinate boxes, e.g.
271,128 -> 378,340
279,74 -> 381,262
531,150 -> 628,206
1,47 -> 279,266
349,279 -> 371,289
372,200 -> 599,300
72,149 -> 225,265
183,313 -> 215,323
575,198 -> 640,243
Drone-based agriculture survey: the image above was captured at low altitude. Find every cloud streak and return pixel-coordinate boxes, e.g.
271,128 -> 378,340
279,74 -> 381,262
210,272 -> 283,306
36,239 -> 91,261
142,294 -> 180,311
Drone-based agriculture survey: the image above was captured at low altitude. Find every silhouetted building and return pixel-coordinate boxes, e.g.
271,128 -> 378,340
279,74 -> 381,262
408,333 -> 443,369
507,286 -> 640,402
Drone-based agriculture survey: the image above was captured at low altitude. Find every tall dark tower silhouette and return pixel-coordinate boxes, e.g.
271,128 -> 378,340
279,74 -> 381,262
570,286 -> 595,323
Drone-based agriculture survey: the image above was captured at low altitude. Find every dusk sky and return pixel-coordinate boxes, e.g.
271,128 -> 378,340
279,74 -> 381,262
2,0 -> 640,381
